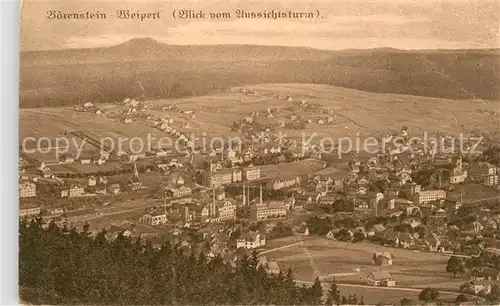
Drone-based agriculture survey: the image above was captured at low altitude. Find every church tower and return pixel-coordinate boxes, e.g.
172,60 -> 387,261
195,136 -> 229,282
132,162 -> 139,181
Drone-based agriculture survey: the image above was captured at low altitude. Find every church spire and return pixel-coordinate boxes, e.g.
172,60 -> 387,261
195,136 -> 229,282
132,162 -> 139,182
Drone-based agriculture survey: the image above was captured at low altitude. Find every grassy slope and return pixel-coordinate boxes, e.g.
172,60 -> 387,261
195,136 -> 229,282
20,83 -> 499,166
20,83 -> 500,141
265,237 -> 462,304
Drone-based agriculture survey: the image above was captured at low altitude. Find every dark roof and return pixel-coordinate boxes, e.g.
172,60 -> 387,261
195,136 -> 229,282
369,271 -> 392,280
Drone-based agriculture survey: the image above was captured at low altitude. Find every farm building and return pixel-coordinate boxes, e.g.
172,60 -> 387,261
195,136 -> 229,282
367,271 -> 395,287
267,261 -> 280,274
108,183 -> 121,194
372,252 -> 393,266
326,230 -> 336,240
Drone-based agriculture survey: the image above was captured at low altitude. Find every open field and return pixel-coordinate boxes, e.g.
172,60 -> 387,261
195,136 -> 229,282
263,237 -> 468,293
324,283 -> 460,305
130,83 -> 500,140
49,162 -> 128,175
20,108 -> 176,162
20,83 -> 500,164
453,183 -> 500,203
63,197 -> 158,230
267,237 -> 476,303
258,159 -> 326,180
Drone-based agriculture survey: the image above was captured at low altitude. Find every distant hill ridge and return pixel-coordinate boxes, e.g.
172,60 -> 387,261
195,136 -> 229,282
19,38 -> 500,107
22,37 -> 500,66
21,37 -> 339,65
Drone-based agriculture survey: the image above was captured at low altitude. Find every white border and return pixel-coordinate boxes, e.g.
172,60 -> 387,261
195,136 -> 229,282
1,0 -> 21,304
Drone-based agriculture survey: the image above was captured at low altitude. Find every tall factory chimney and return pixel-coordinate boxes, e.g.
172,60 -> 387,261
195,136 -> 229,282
212,184 -> 216,217
242,181 -> 246,206
259,183 -> 263,204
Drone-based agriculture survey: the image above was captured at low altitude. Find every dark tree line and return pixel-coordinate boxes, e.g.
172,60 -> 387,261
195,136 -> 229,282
479,145 -> 500,166
20,218 -> 369,305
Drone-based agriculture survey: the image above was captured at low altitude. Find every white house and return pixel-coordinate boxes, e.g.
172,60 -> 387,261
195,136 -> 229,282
141,213 -> 167,226
367,271 -> 395,287
236,233 -> 266,249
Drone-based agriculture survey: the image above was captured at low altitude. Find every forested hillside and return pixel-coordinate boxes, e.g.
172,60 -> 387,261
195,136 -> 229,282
19,218 -> 366,305
20,39 -> 500,108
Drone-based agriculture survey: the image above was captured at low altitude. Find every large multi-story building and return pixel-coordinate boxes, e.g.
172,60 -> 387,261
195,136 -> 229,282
181,204 -> 209,223
140,212 -> 167,226
19,181 -> 36,198
216,199 -> 237,221
165,186 -> 192,198
414,190 -> 446,204
19,206 -> 41,218
450,169 -> 468,184
484,175 -> 499,187
205,169 -> 242,187
70,185 -> 85,197
245,167 -> 261,181
250,202 -> 288,221
206,170 -> 232,186
60,184 -> 85,198
267,177 -> 301,190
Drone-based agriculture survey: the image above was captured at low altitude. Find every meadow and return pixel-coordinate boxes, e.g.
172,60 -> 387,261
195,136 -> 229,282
263,236 -> 468,304
20,83 -> 500,165
273,237 -> 456,282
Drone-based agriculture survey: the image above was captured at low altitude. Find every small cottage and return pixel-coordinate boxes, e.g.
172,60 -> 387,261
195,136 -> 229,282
367,271 -> 395,287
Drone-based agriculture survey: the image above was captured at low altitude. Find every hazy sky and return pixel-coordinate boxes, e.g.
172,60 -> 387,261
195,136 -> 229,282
20,0 -> 500,51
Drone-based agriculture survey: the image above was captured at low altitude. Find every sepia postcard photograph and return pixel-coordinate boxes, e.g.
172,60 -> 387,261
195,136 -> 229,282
18,0 -> 500,304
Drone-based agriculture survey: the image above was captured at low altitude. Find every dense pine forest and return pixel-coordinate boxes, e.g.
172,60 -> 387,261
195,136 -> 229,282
19,218 -> 366,305
20,40 -> 500,108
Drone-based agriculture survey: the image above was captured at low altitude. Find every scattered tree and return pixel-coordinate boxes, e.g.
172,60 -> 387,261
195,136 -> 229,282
454,294 -> 468,304
352,231 -> 365,243
309,277 -> 323,305
419,288 -> 440,303
486,284 -> 500,303
325,279 -> 341,306
446,256 -> 465,277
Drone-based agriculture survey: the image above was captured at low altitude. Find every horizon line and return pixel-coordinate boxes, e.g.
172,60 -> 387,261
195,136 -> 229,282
21,38 -> 500,53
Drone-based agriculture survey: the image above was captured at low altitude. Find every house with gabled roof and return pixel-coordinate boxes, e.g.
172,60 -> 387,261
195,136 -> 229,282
372,252 -> 393,266
367,271 -> 395,287
367,224 -> 386,237
216,198 -> 237,222
463,280 -> 492,295
266,261 -> 281,274
326,230 -> 336,240
165,186 -> 192,198
470,268 -> 500,281
293,223 -> 310,236
108,183 -> 121,194
482,217 -> 498,230
236,232 -> 266,249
